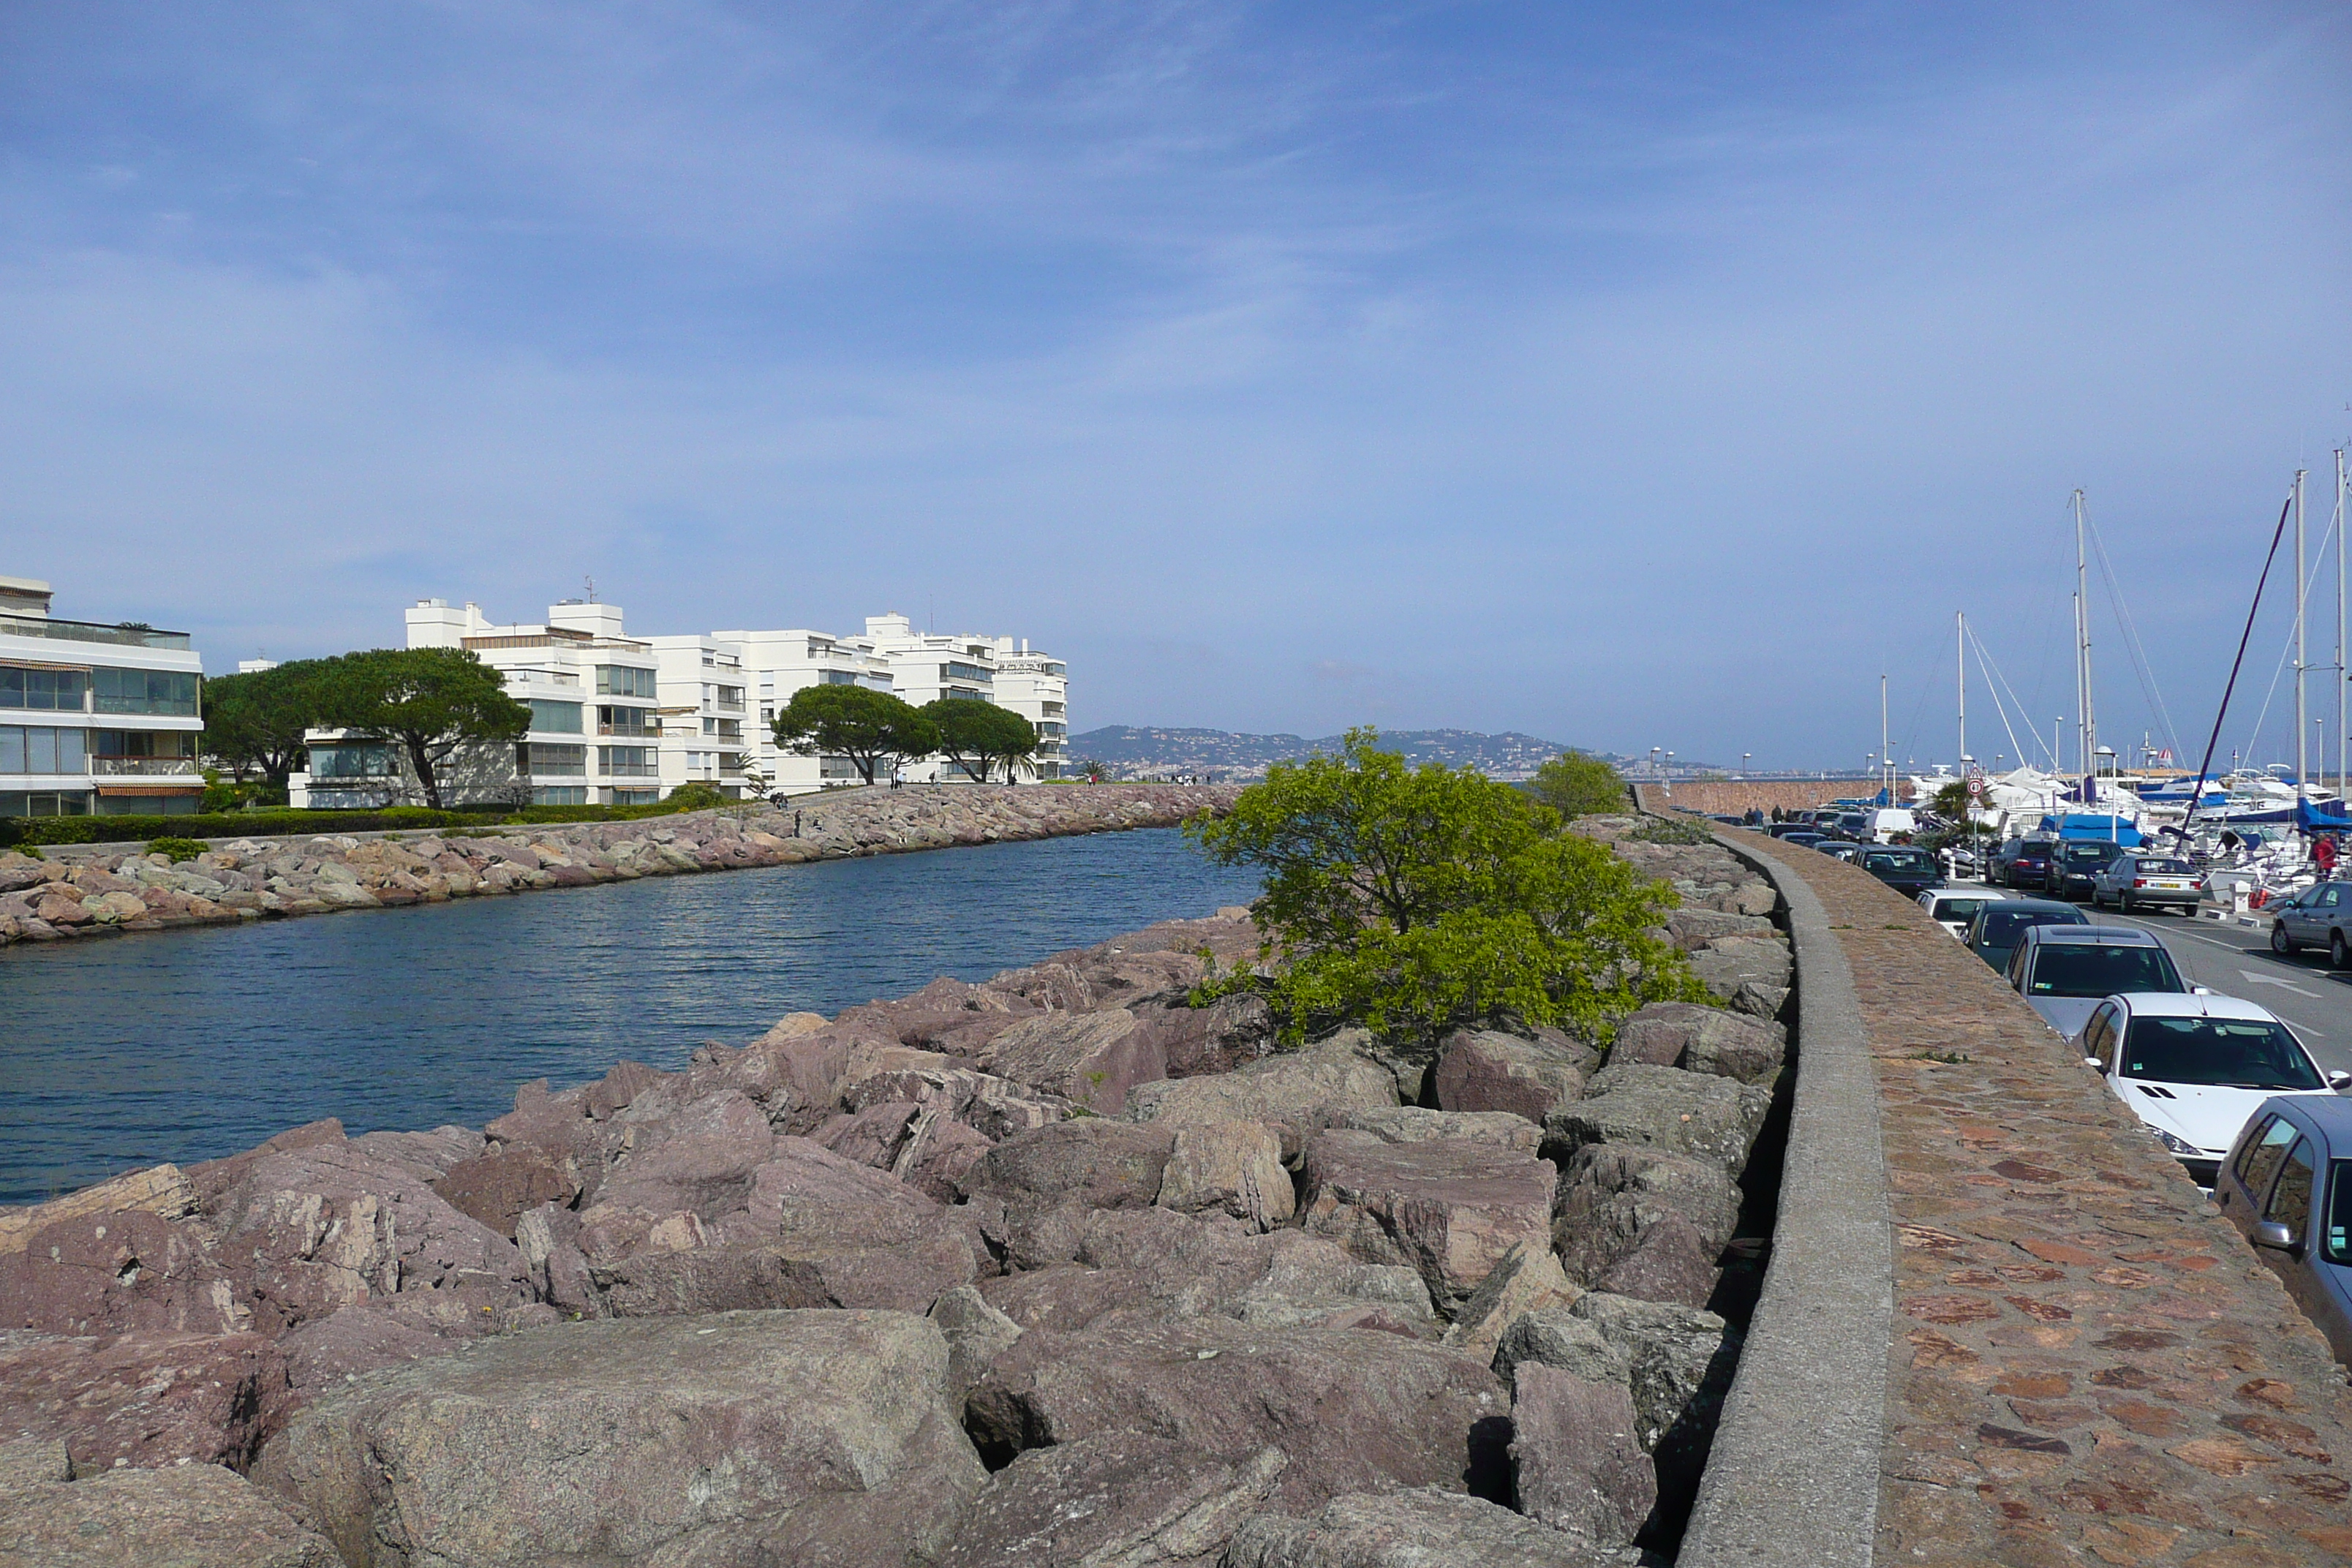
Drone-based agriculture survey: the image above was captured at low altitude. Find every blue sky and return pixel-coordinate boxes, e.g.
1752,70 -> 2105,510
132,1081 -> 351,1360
2,2 -> 2347,769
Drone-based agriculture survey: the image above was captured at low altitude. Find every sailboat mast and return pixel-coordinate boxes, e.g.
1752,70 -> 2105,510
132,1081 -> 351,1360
1956,611 -> 1967,768
2073,490 -> 2094,796
2337,448 -> 2347,796
1880,672 -> 1889,800
2296,469 -> 2309,810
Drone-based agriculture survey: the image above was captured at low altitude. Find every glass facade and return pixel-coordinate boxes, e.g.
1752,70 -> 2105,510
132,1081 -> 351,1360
595,665 -> 658,698
527,698 -> 584,733
0,667 -> 86,711
532,785 -> 589,805
92,729 -> 195,758
607,787 -> 657,804
522,742 -> 587,776
0,725 -> 88,773
310,743 -> 399,779
96,792 -> 199,816
598,745 -> 656,777
92,667 -> 199,716
0,789 -> 91,816
597,705 -> 658,737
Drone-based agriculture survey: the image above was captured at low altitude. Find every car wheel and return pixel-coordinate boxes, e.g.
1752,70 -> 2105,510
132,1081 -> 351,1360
2333,930 -> 2349,970
2119,891 -> 2133,914
2273,922 -> 2296,955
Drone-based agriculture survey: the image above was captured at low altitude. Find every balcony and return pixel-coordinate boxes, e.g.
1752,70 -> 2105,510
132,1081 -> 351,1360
91,756 -> 201,776
713,697 -> 745,712
598,722 -> 660,738
0,615 -> 192,651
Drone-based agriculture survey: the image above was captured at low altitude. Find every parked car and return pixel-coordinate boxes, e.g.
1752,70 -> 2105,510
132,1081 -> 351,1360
2215,1094 -> 2352,1365
2081,992 -> 2345,1190
1777,830 -> 1827,849
1919,887 -> 2008,939
1814,841 -> 1864,863
1828,811 -> 1871,841
2005,924 -> 2185,1037
2048,840 -> 2131,901
1858,845 -> 1942,896
2269,881 -> 2352,967
1964,897 -> 2089,973
1989,836 -> 2058,889
1860,807 -> 1918,843
2089,853 -> 2202,915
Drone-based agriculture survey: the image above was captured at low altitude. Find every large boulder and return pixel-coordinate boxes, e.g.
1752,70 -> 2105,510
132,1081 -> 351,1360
963,1316 -> 1510,1512
709,1139 -> 981,1311
1439,1244 -> 1578,1364
0,1329 -> 293,1473
981,1009 -> 1166,1114
0,1163 -> 198,1254
255,1309 -> 985,1568
1330,1106 -> 1542,1153
957,1120 -> 1177,1270
1541,1064 -> 1772,1180
1297,1131 -> 1554,1316
1431,1030 -> 1590,1125
1156,1119 -> 1294,1229
1127,993 -> 1275,1078
1570,1292 -> 1744,1529
938,1435 -> 1285,1568
431,1145 -> 579,1237
204,1139 -> 534,1338
1223,1488 -> 1617,1567
1662,908 -> 1775,951
591,1088 -> 777,1219
1686,936 -> 1792,1019
1490,1305 -> 1628,1395
1509,1364 -> 1654,1547
0,1207 -> 246,1339
1607,1002 -> 1784,1083
0,1460 -> 339,1568
930,1285 -> 1023,1405
1551,1142 -> 1744,1305
1125,1039 -> 1399,1159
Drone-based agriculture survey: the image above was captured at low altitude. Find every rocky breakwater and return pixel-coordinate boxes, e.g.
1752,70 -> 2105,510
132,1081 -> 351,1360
0,823 -> 1801,1567
0,783 -> 1239,946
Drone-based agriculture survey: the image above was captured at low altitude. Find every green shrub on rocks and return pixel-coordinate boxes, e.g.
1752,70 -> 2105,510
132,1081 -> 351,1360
661,782 -> 729,814
1187,728 -> 1704,1049
146,837 -> 206,862
1526,750 -> 1632,818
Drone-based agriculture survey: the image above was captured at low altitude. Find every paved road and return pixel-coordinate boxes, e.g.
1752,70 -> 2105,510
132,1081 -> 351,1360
1948,881 -> 2352,1077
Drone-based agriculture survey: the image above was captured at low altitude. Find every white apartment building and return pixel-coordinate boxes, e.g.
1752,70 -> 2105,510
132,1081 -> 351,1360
647,633 -> 752,797
295,598 -> 667,809
715,627 -> 894,794
843,614 -> 1068,781
0,575 -> 206,818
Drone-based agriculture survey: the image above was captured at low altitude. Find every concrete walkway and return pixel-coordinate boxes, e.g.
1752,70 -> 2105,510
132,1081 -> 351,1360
1716,823 -> 2352,1567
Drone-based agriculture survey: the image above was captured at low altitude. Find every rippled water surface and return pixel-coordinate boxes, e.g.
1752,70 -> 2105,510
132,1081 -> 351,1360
0,828 -> 1262,1203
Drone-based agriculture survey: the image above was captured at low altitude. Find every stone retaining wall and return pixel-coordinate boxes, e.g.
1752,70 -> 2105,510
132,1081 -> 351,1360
1642,787 -> 2352,1565
0,784 -> 1241,947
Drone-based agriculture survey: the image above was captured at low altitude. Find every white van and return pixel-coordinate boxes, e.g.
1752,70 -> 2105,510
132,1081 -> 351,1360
1863,807 -> 1917,843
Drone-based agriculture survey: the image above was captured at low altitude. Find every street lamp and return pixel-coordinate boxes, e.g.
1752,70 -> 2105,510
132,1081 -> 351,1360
1741,752 -> 1750,779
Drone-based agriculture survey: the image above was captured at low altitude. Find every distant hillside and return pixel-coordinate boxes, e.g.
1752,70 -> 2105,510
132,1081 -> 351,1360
1066,725 -> 1591,782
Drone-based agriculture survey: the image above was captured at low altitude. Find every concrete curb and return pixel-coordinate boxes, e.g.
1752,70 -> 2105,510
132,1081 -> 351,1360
1677,831 -> 1892,1568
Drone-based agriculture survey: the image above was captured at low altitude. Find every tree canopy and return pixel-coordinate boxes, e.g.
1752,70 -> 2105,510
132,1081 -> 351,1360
770,685 -> 938,785
201,659 -> 333,788
1187,728 -> 1702,1047
317,647 -> 530,810
921,698 -> 1038,783
1526,750 -> 1629,818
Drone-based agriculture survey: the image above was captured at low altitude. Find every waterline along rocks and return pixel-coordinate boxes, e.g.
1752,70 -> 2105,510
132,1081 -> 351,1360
0,815 -> 1796,1566
0,783 -> 1237,946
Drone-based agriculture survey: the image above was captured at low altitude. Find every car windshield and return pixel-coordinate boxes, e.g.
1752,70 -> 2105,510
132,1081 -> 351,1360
2119,1016 -> 2325,1089
2059,845 -> 2118,864
2028,943 -> 2182,998
1937,897 -> 1992,919
2135,859 -> 2194,875
1979,908 -> 2083,943
1864,851 -> 1937,874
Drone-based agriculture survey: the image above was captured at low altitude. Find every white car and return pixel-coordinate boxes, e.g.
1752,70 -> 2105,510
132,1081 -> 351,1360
2073,992 -> 2349,1186
1918,886 -> 2008,939
2088,853 -> 2201,914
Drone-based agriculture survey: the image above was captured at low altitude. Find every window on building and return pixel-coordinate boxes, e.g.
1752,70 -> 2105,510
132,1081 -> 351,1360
597,705 -> 657,737
595,665 -> 658,698
0,726 -> 88,773
520,742 -> 587,777
598,745 -> 657,777
527,699 -> 584,734
91,667 -> 199,716
0,666 -> 88,711
96,792 -> 200,816
608,787 -> 658,804
532,785 -> 589,806
309,743 -> 398,779
0,789 -> 91,817
940,661 -> 992,682
820,670 -> 859,685
700,717 -> 742,737
91,730 -> 195,758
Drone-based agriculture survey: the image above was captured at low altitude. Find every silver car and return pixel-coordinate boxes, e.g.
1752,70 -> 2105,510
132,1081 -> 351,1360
2215,1093 -> 2352,1365
2269,881 -> 2352,966
2089,853 -> 2201,915
2004,923 -> 2185,1038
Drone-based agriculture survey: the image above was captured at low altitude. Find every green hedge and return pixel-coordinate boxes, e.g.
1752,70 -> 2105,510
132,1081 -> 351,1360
0,796 -> 749,849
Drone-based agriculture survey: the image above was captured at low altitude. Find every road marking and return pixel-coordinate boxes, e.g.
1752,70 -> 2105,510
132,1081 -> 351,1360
2238,970 -> 2323,998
